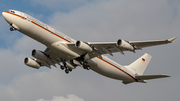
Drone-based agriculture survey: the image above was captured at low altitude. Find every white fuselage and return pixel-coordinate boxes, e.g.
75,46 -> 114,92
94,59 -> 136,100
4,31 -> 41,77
2,10 -> 137,83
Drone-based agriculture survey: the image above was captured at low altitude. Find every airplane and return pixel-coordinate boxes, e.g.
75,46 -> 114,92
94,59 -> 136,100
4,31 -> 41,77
2,10 -> 176,84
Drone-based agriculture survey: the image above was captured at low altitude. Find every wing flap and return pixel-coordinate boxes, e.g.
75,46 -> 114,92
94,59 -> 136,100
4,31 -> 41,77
135,74 -> 170,80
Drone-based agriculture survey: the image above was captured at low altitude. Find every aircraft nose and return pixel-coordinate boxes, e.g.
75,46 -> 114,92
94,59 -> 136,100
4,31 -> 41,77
2,11 -> 11,24
2,11 -> 7,18
2,12 -> 5,17
2,11 -> 8,20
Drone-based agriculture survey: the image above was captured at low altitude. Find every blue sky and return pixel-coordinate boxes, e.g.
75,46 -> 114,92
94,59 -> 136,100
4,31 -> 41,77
0,0 -> 99,48
0,0 -> 180,101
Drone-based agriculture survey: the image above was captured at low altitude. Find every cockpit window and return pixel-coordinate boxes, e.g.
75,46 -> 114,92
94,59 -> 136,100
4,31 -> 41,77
8,10 -> 15,13
11,11 -> 15,13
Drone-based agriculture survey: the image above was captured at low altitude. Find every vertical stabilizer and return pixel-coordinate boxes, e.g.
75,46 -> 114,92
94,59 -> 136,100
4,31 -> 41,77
126,53 -> 152,75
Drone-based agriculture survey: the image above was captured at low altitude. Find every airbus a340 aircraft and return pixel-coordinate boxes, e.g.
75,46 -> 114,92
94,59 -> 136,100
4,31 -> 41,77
2,10 -> 176,84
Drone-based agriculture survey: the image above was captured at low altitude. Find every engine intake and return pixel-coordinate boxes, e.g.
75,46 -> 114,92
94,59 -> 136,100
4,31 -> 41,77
66,62 -> 76,69
75,41 -> 93,52
24,57 -> 40,69
32,49 -> 48,61
116,39 -> 134,51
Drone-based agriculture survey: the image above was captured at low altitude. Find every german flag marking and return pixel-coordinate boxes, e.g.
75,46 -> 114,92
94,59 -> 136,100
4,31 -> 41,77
142,58 -> 145,62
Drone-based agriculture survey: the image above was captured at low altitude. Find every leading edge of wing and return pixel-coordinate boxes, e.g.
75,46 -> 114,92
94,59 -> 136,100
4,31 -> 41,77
129,37 -> 177,48
130,37 -> 177,44
88,37 -> 177,46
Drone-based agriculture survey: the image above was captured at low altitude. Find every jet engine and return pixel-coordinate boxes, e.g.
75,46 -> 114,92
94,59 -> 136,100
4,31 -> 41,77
75,41 -> 93,52
31,49 -> 48,61
24,57 -> 40,69
66,62 -> 76,69
116,39 -> 134,51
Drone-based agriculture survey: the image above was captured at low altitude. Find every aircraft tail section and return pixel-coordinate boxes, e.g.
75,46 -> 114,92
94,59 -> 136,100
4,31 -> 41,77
124,53 -> 170,84
125,53 -> 152,75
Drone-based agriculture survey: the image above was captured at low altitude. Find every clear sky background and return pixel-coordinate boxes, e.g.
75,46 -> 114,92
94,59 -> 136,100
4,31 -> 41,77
0,0 -> 180,101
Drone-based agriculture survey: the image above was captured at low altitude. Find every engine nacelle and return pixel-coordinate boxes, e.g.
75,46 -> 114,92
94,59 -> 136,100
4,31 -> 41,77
31,49 -> 48,61
75,41 -> 93,52
116,39 -> 134,51
24,57 -> 40,69
66,62 -> 76,69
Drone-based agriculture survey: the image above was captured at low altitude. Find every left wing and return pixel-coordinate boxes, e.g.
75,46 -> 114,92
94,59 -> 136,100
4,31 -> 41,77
129,37 -> 177,49
67,37 -> 177,57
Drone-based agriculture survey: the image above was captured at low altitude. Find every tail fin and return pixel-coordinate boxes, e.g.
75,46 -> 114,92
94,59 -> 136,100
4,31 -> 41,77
125,53 -> 152,75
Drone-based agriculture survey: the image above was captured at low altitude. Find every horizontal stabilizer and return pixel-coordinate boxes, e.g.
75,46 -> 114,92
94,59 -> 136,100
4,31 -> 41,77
135,74 -> 170,80
122,81 -> 134,84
